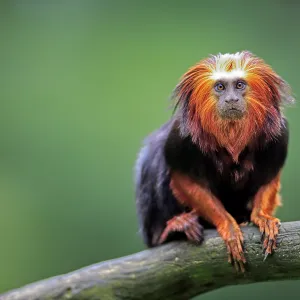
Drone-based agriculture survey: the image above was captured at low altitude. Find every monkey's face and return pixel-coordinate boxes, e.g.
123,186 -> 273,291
213,79 -> 247,120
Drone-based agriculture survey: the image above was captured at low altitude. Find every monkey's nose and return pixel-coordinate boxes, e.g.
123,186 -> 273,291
225,98 -> 239,103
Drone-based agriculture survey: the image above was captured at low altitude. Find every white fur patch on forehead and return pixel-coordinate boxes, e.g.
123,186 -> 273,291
215,52 -> 244,64
209,52 -> 247,81
211,70 -> 246,81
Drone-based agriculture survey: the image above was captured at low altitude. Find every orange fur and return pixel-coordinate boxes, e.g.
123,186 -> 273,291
170,171 -> 246,270
251,172 -> 282,255
174,51 -> 288,161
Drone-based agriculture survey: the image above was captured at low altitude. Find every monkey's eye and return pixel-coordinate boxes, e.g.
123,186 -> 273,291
236,81 -> 246,90
215,83 -> 225,92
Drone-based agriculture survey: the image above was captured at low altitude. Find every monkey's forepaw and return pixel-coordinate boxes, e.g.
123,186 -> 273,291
218,222 -> 246,272
252,213 -> 280,259
225,232 -> 246,273
158,211 -> 203,245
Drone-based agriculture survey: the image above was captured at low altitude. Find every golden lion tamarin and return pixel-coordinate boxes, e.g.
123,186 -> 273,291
135,51 -> 294,271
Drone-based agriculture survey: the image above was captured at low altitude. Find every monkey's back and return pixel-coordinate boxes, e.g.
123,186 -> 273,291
135,118 -> 288,247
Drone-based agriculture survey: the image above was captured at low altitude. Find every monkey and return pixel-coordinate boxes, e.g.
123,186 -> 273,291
135,51 -> 294,272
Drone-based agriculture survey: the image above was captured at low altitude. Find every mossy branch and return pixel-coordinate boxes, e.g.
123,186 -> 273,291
1,221 -> 300,300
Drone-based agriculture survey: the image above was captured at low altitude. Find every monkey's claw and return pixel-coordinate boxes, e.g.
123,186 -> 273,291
256,216 -> 280,258
158,211 -> 203,244
226,235 -> 246,272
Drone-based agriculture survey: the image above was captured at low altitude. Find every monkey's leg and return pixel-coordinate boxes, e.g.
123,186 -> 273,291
158,209 -> 204,244
168,171 -> 246,272
251,173 -> 282,258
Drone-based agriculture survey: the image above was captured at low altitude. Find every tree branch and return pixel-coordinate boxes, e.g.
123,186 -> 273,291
1,221 -> 300,300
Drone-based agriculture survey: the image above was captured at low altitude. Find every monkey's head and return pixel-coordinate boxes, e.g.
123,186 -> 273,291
173,51 -> 294,156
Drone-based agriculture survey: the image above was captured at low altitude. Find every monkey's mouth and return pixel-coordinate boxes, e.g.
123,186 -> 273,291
222,107 -> 245,119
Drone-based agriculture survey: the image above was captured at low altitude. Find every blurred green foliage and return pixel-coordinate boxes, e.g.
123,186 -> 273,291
0,1 -> 299,299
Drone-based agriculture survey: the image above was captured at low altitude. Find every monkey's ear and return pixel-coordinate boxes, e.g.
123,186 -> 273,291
278,79 -> 295,105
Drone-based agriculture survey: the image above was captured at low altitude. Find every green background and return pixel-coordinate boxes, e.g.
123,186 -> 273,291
1,1 -> 300,299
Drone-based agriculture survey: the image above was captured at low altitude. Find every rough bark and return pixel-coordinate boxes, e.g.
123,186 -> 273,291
1,221 -> 300,300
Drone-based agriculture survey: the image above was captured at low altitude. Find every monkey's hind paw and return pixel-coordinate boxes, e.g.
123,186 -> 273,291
158,211 -> 203,245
